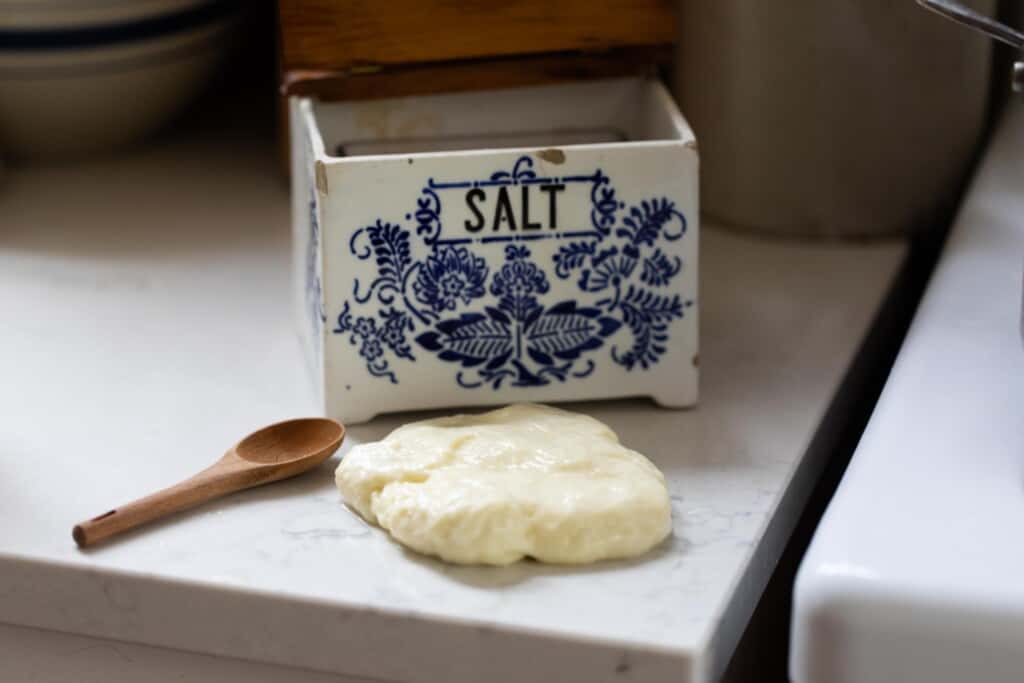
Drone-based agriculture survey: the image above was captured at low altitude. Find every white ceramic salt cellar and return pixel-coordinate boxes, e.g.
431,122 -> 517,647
291,77 -> 698,423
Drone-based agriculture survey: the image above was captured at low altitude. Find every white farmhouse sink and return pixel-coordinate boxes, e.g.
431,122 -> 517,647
791,102 -> 1024,683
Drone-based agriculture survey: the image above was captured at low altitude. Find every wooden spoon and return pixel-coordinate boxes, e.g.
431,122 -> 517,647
73,418 -> 345,548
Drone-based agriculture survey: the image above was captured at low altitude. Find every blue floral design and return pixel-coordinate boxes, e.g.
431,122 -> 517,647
335,303 -> 394,383
641,248 -> 682,287
612,287 -> 688,370
414,188 -> 442,244
617,198 -> 686,245
490,245 -> 549,323
350,220 -> 417,312
414,246 -> 488,312
361,337 -> 383,361
588,171 -> 618,235
365,337 -> 386,359
333,156 -> 693,385
305,193 -> 327,355
381,312 -> 411,352
579,246 -> 634,293
334,303 -> 414,384
552,193 -> 688,368
353,316 -> 375,339
417,246 -> 620,388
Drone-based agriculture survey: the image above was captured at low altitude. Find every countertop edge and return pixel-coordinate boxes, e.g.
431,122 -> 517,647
1,553 -> 690,683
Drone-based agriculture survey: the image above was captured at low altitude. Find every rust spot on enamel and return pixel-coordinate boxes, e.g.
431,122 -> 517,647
537,148 -> 566,164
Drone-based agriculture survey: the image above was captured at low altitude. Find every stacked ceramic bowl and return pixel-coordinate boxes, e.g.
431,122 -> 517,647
0,0 -> 239,161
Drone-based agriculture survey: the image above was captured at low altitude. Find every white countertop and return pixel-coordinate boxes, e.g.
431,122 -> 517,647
791,104 -> 1024,683
0,115 -> 905,683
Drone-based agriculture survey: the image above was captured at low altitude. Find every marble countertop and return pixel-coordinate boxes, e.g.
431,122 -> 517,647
0,117 -> 905,683
790,107 -> 1024,682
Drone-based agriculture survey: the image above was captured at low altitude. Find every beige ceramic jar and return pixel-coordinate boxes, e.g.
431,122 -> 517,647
675,0 -> 996,238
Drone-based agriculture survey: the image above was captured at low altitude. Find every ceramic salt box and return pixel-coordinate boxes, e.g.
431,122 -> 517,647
280,0 -> 698,423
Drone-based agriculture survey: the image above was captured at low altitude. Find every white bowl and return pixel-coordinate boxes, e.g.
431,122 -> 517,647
0,2 -> 237,161
0,1 -> 212,29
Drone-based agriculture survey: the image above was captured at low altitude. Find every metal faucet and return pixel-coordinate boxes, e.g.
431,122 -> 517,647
919,0 -> 1024,92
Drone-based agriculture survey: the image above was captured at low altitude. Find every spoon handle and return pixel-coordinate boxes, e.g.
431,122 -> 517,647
73,465 -> 245,547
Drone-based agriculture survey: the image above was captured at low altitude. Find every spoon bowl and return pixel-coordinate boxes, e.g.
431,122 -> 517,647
73,417 -> 345,548
235,418 -> 345,465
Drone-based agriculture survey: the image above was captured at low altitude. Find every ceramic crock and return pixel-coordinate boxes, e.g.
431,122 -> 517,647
291,77 -> 699,423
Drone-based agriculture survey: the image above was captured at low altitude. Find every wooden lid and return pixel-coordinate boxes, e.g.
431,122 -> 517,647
278,0 -> 675,99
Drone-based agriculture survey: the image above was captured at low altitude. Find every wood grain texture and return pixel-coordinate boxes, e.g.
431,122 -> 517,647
277,0 -> 676,71
281,46 -> 671,101
73,418 -> 344,547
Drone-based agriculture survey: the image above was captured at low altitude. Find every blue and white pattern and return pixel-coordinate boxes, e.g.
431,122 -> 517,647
333,156 -> 693,387
305,192 -> 327,356
414,247 -> 488,312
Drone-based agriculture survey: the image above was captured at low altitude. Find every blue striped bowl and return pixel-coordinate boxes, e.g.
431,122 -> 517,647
0,1 -> 240,160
